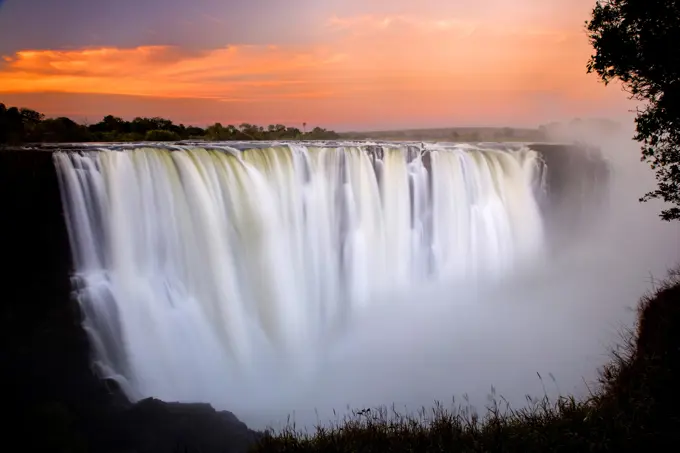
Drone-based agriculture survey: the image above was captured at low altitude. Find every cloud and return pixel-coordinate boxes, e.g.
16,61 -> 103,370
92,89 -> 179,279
0,12 -> 632,128
0,45 -> 347,101
327,14 -> 478,37
316,14 -> 597,99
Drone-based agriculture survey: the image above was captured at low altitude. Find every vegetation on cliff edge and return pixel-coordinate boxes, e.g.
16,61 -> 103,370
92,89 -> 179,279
0,103 -> 340,144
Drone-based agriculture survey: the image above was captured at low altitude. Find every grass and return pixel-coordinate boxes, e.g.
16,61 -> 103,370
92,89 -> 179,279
252,269 -> 680,452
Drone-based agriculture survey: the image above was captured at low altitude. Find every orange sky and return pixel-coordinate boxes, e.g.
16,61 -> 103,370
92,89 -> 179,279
0,0 -> 635,130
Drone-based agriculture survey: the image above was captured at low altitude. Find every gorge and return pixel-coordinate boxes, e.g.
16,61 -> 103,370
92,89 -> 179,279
7,139 -> 676,452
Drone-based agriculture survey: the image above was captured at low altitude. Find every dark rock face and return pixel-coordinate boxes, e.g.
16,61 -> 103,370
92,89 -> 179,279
0,150 -> 101,437
527,143 -> 610,248
117,399 -> 262,453
1,149 -> 261,453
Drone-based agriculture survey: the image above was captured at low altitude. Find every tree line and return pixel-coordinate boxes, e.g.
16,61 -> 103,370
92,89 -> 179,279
0,103 -> 340,144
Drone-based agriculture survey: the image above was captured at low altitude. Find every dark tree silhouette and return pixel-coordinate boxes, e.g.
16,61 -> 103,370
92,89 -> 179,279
586,0 -> 680,220
38,117 -> 92,143
0,102 -> 339,144
145,129 -> 181,141
4,107 -> 25,144
0,103 -> 7,143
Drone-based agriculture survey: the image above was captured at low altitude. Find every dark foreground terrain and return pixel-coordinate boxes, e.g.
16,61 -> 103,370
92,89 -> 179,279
1,146 -> 675,452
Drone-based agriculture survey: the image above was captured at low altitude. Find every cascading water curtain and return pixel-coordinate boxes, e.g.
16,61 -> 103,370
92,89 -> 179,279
54,143 -> 546,402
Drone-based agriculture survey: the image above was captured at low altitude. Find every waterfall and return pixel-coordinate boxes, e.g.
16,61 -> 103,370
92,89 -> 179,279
54,142 -> 545,404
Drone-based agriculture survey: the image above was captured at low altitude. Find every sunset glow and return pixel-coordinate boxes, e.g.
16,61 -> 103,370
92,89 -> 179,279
0,0 -> 634,129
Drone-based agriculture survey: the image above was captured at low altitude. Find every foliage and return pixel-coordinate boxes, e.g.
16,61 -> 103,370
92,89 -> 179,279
0,102 -> 338,144
586,0 -> 680,220
145,129 -> 182,142
254,269 -> 680,452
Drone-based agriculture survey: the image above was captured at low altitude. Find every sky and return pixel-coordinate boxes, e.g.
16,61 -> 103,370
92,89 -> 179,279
0,0 -> 636,131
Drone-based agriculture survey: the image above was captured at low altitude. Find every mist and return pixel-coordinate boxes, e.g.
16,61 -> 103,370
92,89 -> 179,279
222,123 -> 679,431
52,127 -> 679,433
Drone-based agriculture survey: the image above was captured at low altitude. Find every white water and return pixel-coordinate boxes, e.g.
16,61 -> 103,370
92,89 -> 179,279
54,142 -> 547,407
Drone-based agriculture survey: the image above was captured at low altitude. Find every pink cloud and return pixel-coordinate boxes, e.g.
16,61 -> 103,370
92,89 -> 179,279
0,10 -> 633,128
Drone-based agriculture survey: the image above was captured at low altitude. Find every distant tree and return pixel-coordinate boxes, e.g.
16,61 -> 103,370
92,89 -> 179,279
19,108 -> 44,124
149,116 -> 173,131
0,104 -> 45,143
144,130 -> 181,141
88,115 -> 127,141
586,0 -> 680,220
38,117 -> 92,142
18,108 -> 44,141
4,107 -> 25,144
172,123 -> 186,138
266,124 -> 287,139
285,127 -> 302,139
205,123 -> 230,140
0,103 -> 338,145
185,126 -> 206,138
0,103 -> 7,143
130,117 -> 150,135
305,126 -> 340,140
130,117 -> 174,135
239,123 -> 264,139
102,115 -> 127,133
